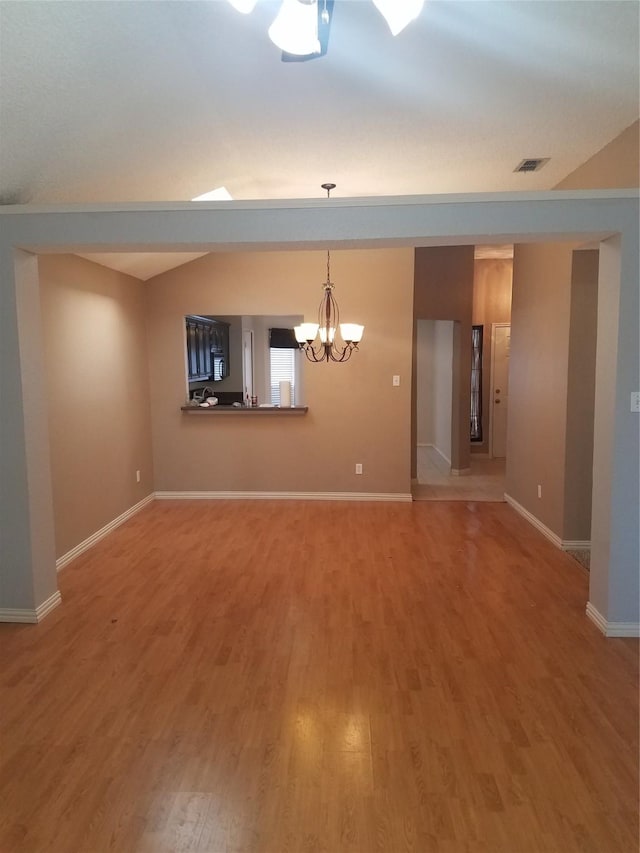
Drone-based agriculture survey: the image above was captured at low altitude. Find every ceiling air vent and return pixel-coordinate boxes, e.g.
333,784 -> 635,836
514,157 -> 550,173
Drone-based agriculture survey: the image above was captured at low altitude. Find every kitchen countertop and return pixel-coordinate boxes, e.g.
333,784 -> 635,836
181,405 -> 308,414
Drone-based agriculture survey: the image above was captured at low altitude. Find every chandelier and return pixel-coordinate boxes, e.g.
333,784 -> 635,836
294,184 -> 364,363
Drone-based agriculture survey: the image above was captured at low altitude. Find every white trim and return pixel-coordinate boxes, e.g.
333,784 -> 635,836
586,602 -> 640,637
3,189 -> 635,217
56,493 -> 154,571
36,591 -> 62,620
431,445 -> 451,467
561,540 -> 591,551
504,493 -> 562,547
504,496 -> 594,554
586,602 -> 608,633
0,590 -> 62,624
154,491 -> 413,502
451,467 -> 471,477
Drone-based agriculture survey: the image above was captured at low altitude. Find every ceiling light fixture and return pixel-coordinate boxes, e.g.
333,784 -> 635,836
372,0 -> 424,35
268,0 -> 321,56
227,0 -> 423,59
294,184 -> 364,363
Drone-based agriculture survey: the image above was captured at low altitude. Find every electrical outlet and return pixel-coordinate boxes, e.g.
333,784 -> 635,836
631,391 -> 640,413
392,375 -> 400,387
537,484 -> 542,499
136,470 -> 141,483
355,463 -> 363,475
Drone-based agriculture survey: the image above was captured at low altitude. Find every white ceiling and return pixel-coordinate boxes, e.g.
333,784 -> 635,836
1,0 -> 638,277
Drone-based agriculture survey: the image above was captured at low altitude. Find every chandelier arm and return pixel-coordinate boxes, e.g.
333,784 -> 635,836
299,341 -> 326,362
328,342 -> 357,362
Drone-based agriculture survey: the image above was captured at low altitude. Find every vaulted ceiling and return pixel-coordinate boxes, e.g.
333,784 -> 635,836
1,0 -> 638,277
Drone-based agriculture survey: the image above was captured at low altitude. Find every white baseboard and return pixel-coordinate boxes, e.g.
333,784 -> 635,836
504,497 -> 635,637
56,493 -> 154,571
418,442 -> 452,467
431,445 -> 452,467
0,590 -> 62,624
56,488 -> 410,573
504,495 -> 593,552
154,490 -> 413,503
504,493 -> 562,547
586,602 -> 640,637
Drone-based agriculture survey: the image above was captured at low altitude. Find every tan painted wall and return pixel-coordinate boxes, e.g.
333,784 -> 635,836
507,122 -> 637,541
146,248 -> 414,494
563,251 -> 599,542
472,258 -> 513,452
555,119 -> 639,189
507,243 -> 577,536
39,255 -> 154,558
412,246 -> 475,474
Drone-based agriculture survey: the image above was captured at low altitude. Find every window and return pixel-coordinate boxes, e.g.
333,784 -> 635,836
270,347 -> 296,405
470,325 -> 483,441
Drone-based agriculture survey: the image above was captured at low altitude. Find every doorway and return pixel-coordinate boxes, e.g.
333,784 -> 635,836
414,318 -> 505,501
490,323 -> 511,458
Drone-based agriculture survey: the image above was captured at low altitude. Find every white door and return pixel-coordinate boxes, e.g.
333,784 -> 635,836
491,323 -> 510,458
242,329 -> 254,403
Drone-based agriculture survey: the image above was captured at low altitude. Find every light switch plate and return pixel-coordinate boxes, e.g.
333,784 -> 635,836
631,391 -> 640,413
392,375 -> 400,387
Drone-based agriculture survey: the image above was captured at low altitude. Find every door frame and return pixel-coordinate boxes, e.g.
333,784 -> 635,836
242,328 -> 254,403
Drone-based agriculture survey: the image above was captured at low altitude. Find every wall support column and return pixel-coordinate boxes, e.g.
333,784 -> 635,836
0,249 -> 59,622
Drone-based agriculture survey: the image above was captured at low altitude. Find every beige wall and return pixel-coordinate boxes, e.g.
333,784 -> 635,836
563,251 -> 599,542
39,255 -> 154,558
472,258 -> 513,452
146,248 -> 414,494
507,243 -> 581,537
413,246 -> 475,474
555,120 -> 639,189
506,121 -> 637,541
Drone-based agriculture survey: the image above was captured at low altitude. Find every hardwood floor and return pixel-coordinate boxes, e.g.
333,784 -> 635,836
0,500 -> 637,853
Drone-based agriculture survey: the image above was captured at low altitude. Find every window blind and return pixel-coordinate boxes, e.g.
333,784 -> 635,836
270,348 -> 296,405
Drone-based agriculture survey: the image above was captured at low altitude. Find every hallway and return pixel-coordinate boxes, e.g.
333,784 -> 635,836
413,445 -> 506,501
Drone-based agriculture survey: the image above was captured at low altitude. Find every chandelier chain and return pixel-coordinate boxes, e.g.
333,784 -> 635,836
293,183 -> 364,363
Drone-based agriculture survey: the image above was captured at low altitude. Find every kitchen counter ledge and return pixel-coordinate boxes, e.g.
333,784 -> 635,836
181,405 -> 308,415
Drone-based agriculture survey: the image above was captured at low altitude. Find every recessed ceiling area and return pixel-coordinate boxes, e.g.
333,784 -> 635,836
77,243 -> 516,282
74,252 -> 208,281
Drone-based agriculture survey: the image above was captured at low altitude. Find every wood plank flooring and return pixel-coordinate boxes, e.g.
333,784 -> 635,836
0,500 -> 637,853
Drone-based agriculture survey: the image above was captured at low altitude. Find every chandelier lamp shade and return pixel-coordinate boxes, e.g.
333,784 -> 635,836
294,184 -> 364,363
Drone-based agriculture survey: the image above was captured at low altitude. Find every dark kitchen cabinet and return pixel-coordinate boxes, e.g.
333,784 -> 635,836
185,316 -> 230,382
